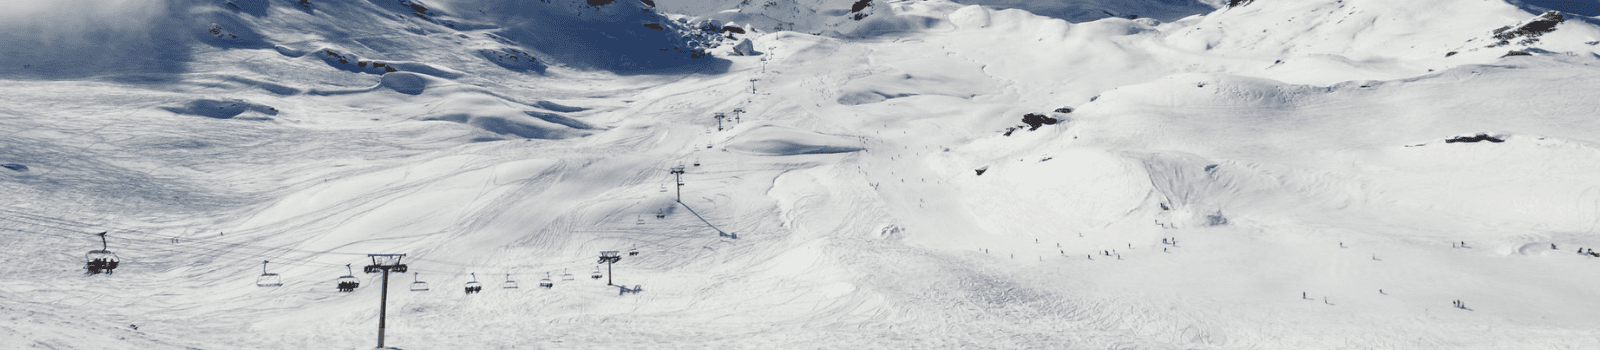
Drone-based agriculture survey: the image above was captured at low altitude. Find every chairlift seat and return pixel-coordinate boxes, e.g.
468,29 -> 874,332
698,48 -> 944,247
465,281 -> 482,294
85,250 -> 120,275
503,280 -> 519,289
256,260 -> 283,287
409,272 -> 429,291
336,276 -> 360,292
257,273 -> 283,287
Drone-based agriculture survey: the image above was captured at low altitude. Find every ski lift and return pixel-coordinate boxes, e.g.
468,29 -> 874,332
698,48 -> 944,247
256,260 -> 282,287
637,215 -> 645,225
464,273 -> 482,294
503,273 -> 519,289
409,272 -> 429,291
706,143 -> 713,149
561,269 -> 574,281
336,264 -> 360,292
337,263 -> 363,290
84,231 -> 120,275
590,266 -> 603,279
659,183 -> 667,192
539,272 -> 554,289
693,158 -> 700,167
628,244 -> 639,256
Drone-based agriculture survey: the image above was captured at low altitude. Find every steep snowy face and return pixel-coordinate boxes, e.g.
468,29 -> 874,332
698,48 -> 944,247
436,0 -> 729,71
0,0 -> 192,81
653,0 -> 1220,37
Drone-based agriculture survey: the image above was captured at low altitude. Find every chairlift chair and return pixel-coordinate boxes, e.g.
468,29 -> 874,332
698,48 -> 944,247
409,272 -> 429,291
628,244 -> 639,256
336,264 -> 359,292
637,215 -> 644,225
465,273 -> 482,294
84,231 -> 120,275
693,158 -> 700,167
256,260 -> 283,287
561,269 -> 574,281
659,183 -> 667,192
539,272 -> 554,289
590,266 -> 603,280
503,273 -> 519,289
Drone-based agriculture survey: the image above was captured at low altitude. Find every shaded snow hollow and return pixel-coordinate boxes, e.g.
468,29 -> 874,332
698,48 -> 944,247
724,125 -> 864,155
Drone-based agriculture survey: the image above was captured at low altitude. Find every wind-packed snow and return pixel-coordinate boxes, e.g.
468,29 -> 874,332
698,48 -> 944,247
4,0 -> 1600,349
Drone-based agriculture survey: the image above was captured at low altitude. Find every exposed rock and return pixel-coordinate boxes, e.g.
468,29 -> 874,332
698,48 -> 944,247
732,38 -> 758,56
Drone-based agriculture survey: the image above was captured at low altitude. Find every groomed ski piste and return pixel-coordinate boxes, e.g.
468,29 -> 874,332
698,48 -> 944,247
4,0 -> 1600,348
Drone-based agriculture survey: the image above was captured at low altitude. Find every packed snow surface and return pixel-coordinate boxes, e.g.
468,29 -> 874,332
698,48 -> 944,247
4,0 -> 1600,349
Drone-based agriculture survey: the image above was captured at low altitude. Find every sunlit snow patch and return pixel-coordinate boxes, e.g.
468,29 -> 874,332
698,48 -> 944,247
834,59 -> 996,105
724,125 -> 863,155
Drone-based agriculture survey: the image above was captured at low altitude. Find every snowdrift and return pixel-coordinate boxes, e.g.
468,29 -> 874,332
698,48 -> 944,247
725,125 -> 863,155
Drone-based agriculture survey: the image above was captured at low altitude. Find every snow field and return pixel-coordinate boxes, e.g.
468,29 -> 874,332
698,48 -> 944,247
4,0 -> 1600,349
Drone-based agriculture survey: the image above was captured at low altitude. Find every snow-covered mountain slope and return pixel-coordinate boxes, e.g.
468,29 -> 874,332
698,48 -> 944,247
4,0 -> 1600,349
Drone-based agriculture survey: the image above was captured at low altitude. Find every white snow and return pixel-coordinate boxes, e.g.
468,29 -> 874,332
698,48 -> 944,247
4,0 -> 1600,349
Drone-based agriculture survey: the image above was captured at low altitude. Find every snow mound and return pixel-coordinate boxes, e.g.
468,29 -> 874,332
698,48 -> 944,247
160,99 -> 278,119
725,125 -> 863,155
415,93 -> 593,139
378,72 -> 444,95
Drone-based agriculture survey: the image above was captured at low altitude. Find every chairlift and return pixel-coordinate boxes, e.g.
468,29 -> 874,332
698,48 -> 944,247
409,272 -> 429,291
503,273 -> 519,289
539,272 -> 554,289
659,183 -> 667,192
84,231 -> 120,275
335,264 -> 360,292
637,215 -> 645,225
256,260 -> 283,287
464,273 -> 482,294
628,244 -> 639,256
590,266 -> 603,280
561,269 -> 574,281
693,158 -> 700,167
